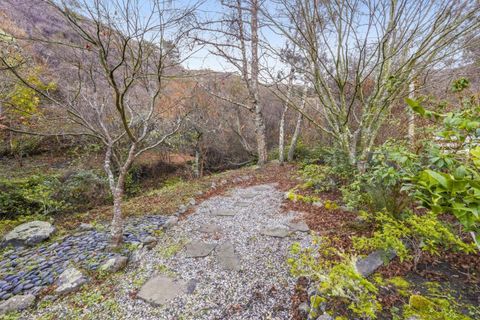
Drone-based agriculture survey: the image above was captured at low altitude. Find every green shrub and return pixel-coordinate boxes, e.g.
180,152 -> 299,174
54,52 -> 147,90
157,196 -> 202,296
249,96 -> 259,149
407,97 -> 480,247
0,175 -> 66,219
299,164 -> 337,192
341,142 -> 419,216
57,170 -> 109,210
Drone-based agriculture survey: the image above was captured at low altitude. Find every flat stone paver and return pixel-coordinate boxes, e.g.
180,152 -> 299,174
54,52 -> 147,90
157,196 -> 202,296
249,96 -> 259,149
235,201 -> 250,208
137,276 -> 187,306
260,226 -> 290,238
216,242 -> 240,271
185,241 -> 217,258
198,224 -> 221,233
212,209 -> 236,216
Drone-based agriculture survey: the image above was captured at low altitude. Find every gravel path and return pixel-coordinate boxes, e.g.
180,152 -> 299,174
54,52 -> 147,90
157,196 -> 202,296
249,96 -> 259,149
118,183 -> 311,320
19,183 -> 310,319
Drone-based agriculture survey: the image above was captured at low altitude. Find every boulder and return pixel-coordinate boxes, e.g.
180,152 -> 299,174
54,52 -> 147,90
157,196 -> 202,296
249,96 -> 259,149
4,221 -> 55,247
99,256 -> 128,273
137,276 -> 187,306
0,294 -> 35,315
55,267 -> 88,295
287,220 -> 310,232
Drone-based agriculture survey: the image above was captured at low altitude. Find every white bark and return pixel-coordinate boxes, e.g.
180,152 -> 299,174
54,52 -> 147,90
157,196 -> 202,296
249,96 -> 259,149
408,81 -> 415,145
287,86 -> 307,162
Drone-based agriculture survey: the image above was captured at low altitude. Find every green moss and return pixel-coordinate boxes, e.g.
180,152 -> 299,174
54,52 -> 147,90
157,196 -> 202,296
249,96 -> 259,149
387,276 -> 410,297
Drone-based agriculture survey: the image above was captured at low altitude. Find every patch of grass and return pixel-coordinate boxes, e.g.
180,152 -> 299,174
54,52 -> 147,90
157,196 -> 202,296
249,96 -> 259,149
157,238 -> 188,259
154,264 -> 176,277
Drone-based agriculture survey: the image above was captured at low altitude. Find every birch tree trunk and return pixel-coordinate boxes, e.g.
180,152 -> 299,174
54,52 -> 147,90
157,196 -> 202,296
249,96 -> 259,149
287,85 -> 307,162
279,104 -> 287,164
408,81 -> 415,145
251,0 -> 268,166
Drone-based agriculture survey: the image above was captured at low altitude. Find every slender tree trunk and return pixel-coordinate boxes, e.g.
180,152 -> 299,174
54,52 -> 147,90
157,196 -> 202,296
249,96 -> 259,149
279,105 -> 287,164
251,0 -> 268,166
408,81 -> 415,145
279,68 -> 295,164
254,104 -> 268,165
110,186 -> 124,246
287,85 -> 307,162
104,143 -> 136,247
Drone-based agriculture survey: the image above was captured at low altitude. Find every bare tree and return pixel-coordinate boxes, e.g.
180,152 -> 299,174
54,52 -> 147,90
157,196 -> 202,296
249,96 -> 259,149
0,0 -> 196,247
265,0 -> 480,164
195,0 -> 268,165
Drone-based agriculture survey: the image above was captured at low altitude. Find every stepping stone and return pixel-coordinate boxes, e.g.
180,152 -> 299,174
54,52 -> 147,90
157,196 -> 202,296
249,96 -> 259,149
260,226 -> 290,238
241,191 -> 258,199
137,276 -> 187,306
216,241 -> 240,271
287,220 -> 310,232
252,185 -> 271,192
213,209 -> 236,217
185,241 -> 217,258
235,201 -> 250,208
198,224 -> 221,233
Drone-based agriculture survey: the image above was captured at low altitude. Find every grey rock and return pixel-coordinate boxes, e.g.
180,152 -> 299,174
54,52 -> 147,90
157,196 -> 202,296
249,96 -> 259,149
55,267 -> 88,295
186,279 -> 197,294
185,241 -> 216,258
317,314 -> 334,320
164,216 -> 179,229
99,256 -> 128,272
142,236 -> 157,249
198,224 -> 221,234
287,220 -> 310,232
137,276 -> 187,306
0,294 -> 35,315
260,226 -> 290,238
178,205 -> 188,214
216,241 -> 240,271
313,201 -> 323,207
4,221 -> 55,247
298,302 -> 310,317
356,249 -> 396,277
187,198 -> 196,206
129,246 -> 148,265
77,223 -> 94,232
212,209 -> 236,217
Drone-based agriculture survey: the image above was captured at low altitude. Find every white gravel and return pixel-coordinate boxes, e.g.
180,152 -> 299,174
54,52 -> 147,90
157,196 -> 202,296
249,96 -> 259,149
24,183 -> 312,320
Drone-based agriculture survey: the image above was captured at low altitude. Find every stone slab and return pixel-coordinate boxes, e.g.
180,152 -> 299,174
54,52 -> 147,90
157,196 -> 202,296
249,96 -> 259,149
185,241 -> 217,258
260,226 -> 290,238
198,224 -> 221,233
212,209 -> 236,217
216,241 -> 240,271
137,276 -> 187,306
